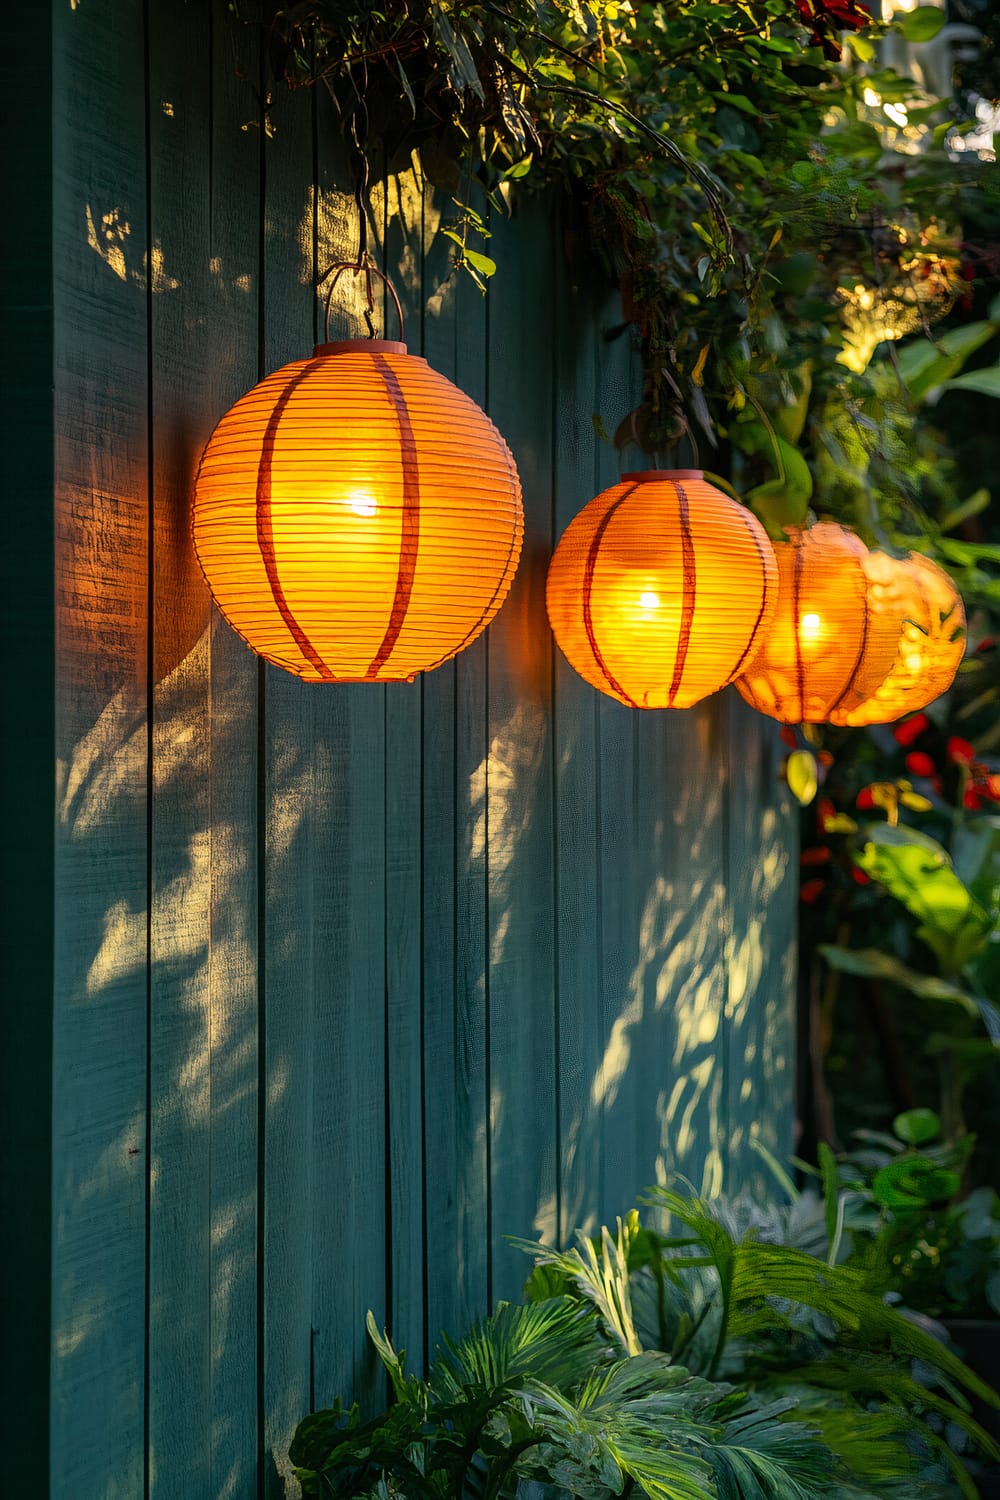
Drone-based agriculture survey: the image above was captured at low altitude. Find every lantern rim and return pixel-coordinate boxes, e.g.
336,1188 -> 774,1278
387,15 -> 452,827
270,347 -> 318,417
622,468 -> 704,482
313,339 -> 412,358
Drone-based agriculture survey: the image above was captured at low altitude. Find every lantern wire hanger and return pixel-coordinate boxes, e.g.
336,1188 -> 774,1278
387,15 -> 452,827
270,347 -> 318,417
313,92 -> 405,345
316,258 -> 405,345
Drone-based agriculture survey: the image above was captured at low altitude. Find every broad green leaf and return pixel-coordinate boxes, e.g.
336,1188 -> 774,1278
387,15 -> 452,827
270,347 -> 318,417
896,321 -> 999,402
854,824 -> 994,970
893,1107 -> 940,1146
463,248 -> 497,276
943,366 -> 1000,399
817,945 -> 983,1016
897,5 -> 946,41
846,32 -> 875,61
710,91 -> 758,115
751,486 -> 810,535
503,155 -> 533,179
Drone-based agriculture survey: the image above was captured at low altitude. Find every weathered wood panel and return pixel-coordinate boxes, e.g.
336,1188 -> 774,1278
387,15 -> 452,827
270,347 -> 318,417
50,1 -> 151,1493
34,5 -> 799,1496
486,202 -> 559,1302
204,12 -> 263,1496
147,2 -> 215,1493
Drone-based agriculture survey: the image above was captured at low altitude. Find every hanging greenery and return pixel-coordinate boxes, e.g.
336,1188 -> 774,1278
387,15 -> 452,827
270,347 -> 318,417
246,2 -> 994,528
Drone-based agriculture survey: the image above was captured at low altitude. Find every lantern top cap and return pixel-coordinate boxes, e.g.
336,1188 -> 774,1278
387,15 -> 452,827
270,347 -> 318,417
314,339 -> 412,358
622,468 -> 704,482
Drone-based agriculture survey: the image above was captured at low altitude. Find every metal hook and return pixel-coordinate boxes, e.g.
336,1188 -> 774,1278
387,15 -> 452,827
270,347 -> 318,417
316,256 -> 406,344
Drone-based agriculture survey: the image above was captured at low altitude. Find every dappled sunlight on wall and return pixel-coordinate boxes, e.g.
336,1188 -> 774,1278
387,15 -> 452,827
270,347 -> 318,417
45,5 -> 799,1489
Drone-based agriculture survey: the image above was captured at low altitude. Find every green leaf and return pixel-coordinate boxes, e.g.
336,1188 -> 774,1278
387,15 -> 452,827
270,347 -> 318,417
846,32 -> 875,61
817,1141 -> 840,1258
854,824 -> 994,971
940,488 -> 991,532
943,366 -> 1000,399
872,1156 -> 960,1209
897,5 -> 946,41
893,1107 -> 940,1147
462,248 -> 497,277
896,321 -> 999,401
817,945 -> 984,1015
503,155 -> 533,180
710,91 -> 758,115
785,751 -> 818,807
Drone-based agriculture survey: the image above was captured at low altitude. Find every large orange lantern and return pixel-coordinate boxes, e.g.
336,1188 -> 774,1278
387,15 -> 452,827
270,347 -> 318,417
734,523 -> 899,724
193,336 -> 522,681
545,469 -> 778,709
828,551 -> 966,726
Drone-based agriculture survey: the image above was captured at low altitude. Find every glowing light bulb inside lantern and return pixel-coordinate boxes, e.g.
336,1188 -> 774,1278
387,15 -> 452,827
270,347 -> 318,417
347,487 -> 377,517
799,611 -> 823,647
639,591 -> 661,611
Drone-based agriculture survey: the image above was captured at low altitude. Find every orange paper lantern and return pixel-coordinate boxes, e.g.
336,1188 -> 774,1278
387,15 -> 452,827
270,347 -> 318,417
193,339 -> 523,681
828,551 -> 966,726
734,522 -> 899,724
545,469 -> 777,709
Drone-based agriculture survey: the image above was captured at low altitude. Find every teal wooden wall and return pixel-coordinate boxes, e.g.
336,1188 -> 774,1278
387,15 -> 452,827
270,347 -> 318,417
7,1 -> 796,1494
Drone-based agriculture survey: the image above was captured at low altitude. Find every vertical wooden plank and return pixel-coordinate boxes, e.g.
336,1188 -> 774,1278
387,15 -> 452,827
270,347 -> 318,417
551,269 -> 603,1245
206,9 -> 263,1494
146,1 -> 214,1492
485,200 -> 558,1299
50,1 -> 150,1493
594,320 -> 643,1226
308,130 -> 388,1419
0,2 -> 53,1487
640,703 -> 729,1206
421,201 -> 492,1346
383,157 -> 426,1371
418,191 -> 461,1356
724,693 -> 798,1193
260,80 -> 317,1492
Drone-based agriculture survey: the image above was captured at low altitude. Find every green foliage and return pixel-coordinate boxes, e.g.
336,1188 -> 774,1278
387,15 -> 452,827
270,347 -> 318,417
836,1113 -> 1000,1321
248,0 -> 994,472
522,1187 -> 1000,1497
853,824 -> 995,975
290,1293 -> 839,1499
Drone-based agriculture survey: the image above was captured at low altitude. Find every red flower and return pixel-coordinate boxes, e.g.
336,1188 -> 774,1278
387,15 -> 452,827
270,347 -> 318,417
800,877 -> 827,904
947,736 -> 976,766
964,785 -> 983,810
894,713 -> 930,747
986,775 -> 1000,801
905,751 -> 936,778
795,0 -> 871,59
780,726 -> 798,748
851,866 -> 871,885
856,787 -> 876,809
801,846 -> 832,865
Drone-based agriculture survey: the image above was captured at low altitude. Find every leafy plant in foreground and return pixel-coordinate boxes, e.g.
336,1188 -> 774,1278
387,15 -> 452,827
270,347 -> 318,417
289,1291 -> 837,1498
521,1191 -> 1000,1497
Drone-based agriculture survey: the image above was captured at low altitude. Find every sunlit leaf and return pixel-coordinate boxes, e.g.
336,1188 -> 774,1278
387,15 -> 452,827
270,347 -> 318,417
463,248 -> 497,277
786,751 -> 819,806
943,366 -> 1000,400
896,321 -> 999,402
897,5 -> 946,41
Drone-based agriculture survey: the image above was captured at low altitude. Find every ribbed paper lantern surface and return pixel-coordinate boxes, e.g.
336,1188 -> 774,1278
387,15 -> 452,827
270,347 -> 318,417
734,523 -> 899,724
545,470 -> 777,709
193,339 -> 523,681
828,551 -> 966,726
